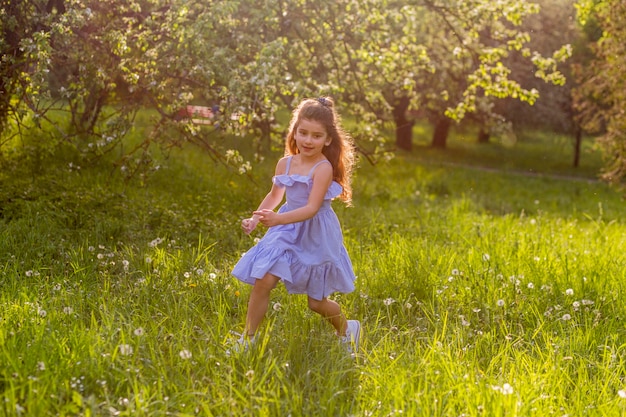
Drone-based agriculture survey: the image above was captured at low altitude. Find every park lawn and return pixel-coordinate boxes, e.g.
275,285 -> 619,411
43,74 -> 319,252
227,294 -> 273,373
1,127 -> 625,416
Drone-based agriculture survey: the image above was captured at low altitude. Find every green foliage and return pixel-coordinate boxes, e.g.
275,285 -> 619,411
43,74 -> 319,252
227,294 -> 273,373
1,124 -> 625,415
573,0 -> 626,188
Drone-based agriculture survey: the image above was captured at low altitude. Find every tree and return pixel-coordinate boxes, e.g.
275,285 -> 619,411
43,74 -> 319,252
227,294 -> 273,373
1,0 -> 576,174
574,1 -> 626,187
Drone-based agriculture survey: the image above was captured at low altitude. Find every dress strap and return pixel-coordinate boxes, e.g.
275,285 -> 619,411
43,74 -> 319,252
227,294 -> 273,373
285,156 -> 293,175
308,159 -> 331,177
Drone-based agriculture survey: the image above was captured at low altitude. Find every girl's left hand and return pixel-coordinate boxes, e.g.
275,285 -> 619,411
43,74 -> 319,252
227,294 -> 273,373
253,209 -> 281,227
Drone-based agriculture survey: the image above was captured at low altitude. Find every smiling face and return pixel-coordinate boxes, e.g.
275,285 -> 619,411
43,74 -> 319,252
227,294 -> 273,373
294,118 -> 331,157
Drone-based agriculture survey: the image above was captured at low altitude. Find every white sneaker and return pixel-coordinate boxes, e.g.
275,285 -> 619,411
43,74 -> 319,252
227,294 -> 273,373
341,320 -> 361,353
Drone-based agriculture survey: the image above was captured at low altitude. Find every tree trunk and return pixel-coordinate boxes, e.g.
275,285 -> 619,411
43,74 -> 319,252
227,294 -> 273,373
431,117 -> 451,148
573,127 -> 582,168
393,96 -> 413,151
477,128 -> 490,144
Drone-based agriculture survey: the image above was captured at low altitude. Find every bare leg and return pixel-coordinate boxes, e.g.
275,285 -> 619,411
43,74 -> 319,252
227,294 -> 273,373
245,273 -> 280,337
307,297 -> 348,336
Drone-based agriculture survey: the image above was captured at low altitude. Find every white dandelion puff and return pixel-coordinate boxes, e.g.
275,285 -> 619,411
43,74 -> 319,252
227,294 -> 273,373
565,288 -> 574,296
118,344 -> 133,356
383,298 -> 395,306
179,349 -> 192,360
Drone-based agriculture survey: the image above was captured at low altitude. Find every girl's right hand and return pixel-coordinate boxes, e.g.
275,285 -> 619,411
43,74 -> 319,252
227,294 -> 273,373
241,217 -> 259,235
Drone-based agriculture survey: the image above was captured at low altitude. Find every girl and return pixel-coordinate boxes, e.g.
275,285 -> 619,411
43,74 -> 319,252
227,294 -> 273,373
231,97 -> 360,354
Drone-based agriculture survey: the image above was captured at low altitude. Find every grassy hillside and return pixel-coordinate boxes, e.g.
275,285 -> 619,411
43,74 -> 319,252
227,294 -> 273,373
1,124 -> 625,416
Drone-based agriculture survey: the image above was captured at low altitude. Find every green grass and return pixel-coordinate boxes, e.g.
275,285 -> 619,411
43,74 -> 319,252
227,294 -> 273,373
1,123 -> 625,416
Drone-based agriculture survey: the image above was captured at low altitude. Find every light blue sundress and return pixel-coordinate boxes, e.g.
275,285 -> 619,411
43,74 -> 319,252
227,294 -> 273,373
232,156 -> 356,300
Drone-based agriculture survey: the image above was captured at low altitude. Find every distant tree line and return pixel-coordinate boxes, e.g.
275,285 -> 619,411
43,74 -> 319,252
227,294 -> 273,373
1,0 -> 624,185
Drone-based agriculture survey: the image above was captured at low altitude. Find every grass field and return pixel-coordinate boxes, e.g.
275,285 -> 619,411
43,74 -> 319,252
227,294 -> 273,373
1,122 -> 625,416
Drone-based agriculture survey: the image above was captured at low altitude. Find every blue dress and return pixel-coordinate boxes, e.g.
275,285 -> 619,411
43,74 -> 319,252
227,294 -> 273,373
232,156 -> 356,300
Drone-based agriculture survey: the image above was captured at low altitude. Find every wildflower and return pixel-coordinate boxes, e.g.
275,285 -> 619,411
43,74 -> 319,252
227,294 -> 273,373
88,246 -> 95,252
235,291 -> 241,297
527,282 -> 534,289
405,302 -> 413,309
122,260 -> 130,271
572,301 -> 580,311
133,328 -> 144,337
196,269 -> 204,276
25,270 -> 34,277
565,288 -> 574,296
562,314 -> 572,321
209,273 -> 217,280
272,302 -> 282,311
97,253 -> 105,260
451,269 -> 460,275
618,389 -> 626,399
145,256 -> 152,264
502,383 -> 514,395
383,298 -> 395,306
118,344 -> 133,356
148,237 -> 163,248
38,308 -> 47,318
482,253 -> 490,262
184,272 -> 191,278
37,362 -> 46,371
497,299 -> 505,307
179,349 -> 192,360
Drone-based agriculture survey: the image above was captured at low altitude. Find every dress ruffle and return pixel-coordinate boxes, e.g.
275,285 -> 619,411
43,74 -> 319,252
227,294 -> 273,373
273,174 -> 342,200
232,244 -> 355,300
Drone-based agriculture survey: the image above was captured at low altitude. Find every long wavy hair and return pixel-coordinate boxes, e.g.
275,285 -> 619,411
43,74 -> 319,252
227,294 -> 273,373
285,97 -> 355,205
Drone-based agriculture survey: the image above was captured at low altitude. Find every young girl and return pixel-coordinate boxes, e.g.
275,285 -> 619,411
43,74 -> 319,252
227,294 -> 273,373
231,97 -> 360,353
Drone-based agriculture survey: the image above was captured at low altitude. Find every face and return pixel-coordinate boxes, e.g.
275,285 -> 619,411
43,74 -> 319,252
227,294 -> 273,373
294,118 -> 331,157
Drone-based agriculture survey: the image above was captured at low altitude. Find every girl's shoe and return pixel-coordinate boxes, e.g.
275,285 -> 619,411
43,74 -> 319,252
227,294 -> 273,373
340,320 -> 361,353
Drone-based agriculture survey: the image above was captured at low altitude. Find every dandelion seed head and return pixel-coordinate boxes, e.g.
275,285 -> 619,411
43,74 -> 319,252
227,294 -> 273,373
118,344 -> 133,356
502,383 -> 514,395
63,306 -> 73,315
482,253 -> 490,262
562,314 -> 572,321
209,272 -> 217,280
527,282 -> 534,289
497,299 -> 505,307
566,288 -> 574,296
37,361 -> 46,371
405,302 -> 413,309
133,327 -> 144,337
272,302 -> 282,311
179,349 -> 192,360
618,389 -> 626,399
383,298 -> 395,306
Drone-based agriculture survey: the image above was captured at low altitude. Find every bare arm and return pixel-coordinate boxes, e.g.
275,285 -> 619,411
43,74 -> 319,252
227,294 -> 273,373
241,158 -> 288,234
254,162 -> 333,227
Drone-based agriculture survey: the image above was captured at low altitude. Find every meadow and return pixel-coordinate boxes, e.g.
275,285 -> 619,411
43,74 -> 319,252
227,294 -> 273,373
1,121 -> 625,416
